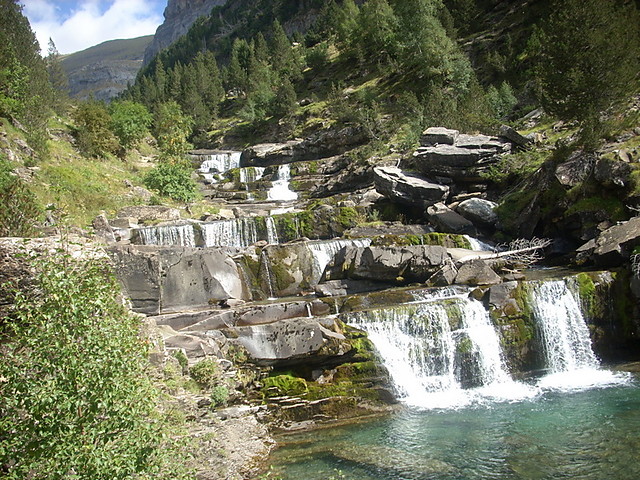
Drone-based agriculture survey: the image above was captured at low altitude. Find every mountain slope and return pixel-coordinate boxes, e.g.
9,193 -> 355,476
61,36 -> 153,101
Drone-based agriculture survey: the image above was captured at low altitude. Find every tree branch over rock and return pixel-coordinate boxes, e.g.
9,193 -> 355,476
456,237 -> 552,267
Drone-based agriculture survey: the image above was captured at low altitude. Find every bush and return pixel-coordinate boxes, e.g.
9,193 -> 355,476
0,251 -> 191,479
210,385 -> 229,408
109,100 -> 153,149
73,101 -> 119,158
0,155 -> 41,236
144,159 -> 197,203
189,358 -> 220,389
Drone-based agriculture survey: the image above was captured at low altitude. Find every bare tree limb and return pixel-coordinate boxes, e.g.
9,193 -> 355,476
456,237 -> 552,266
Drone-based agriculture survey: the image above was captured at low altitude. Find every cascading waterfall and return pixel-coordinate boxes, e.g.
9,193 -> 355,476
198,151 -> 241,183
346,290 -> 535,408
308,238 -> 372,281
265,216 -> 279,244
137,224 -> 196,247
202,218 -> 258,248
268,164 -> 298,201
528,279 -> 624,389
464,235 -> 495,251
239,166 -> 265,184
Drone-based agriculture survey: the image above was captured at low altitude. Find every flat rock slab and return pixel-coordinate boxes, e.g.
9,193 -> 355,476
374,166 -> 449,208
420,127 -> 459,146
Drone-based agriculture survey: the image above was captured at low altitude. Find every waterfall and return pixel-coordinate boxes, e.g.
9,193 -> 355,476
202,218 -> 258,248
346,292 -> 535,408
239,166 -> 265,184
464,235 -> 495,251
265,216 -> 279,244
528,278 -> 628,390
198,151 -> 241,183
137,224 -> 196,247
267,164 -> 298,201
308,238 -> 372,281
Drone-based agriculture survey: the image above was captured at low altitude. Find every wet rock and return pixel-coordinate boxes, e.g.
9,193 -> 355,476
454,259 -> 502,286
420,127 -> 459,146
374,166 -> 449,209
486,281 -> 519,308
427,203 -> 476,235
456,198 -> 498,228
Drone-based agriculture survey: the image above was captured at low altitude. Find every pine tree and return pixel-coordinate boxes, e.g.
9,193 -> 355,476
532,0 -> 640,146
45,38 -> 68,114
351,0 -> 398,67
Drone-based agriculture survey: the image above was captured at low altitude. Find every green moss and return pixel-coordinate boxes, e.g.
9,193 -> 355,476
565,196 -> 626,221
337,207 -> 359,229
262,374 -> 308,397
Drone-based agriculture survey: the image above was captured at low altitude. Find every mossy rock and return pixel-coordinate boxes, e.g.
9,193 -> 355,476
262,374 -> 308,398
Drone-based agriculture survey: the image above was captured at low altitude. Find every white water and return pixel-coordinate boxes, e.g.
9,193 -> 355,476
239,166 -> 265,184
347,292 -> 536,409
308,238 -> 372,282
529,279 -> 626,390
198,151 -> 241,183
464,235 -> 495,251
202,218 -> 258,248
137,224 -> 196,247
267,164 -> 298,202
265,216 -> 279,244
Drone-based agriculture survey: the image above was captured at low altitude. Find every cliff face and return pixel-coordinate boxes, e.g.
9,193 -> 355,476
61,36 -> 153,101
143,0 -> 228,65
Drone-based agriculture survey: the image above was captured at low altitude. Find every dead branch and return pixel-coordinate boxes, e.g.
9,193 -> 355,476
456,237 -> 552,266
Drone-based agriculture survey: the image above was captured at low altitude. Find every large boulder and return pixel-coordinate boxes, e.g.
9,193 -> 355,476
420,127 -> 459,146
454,259 -> 502,286
221,317 -> 353,367
555,151 -> 596,187
330,245 -> 449,283
374,166 -> 449,208
594,157 -> 633,189
578,216 -> 640,266
427,203 -> 476,235
498,125 -> 533,148
456,198 -> 498,228
240,140 -> 302,167
109,245 -> 248,315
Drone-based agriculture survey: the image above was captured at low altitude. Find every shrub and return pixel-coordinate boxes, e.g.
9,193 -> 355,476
109,100 -> 153,149
73,100 -> 119,158
189,358 -> 220,389
0,251 -> 191,479
0,155 -> 41,236
143,159 -> 197,203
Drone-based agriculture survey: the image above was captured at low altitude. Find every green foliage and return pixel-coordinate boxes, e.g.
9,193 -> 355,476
153,101 -> 193,158
109,100 -> 152,149
73,100 -> 119,158
262,374 -> 308,397
144,159 -> 197,203
189,358 -> 221,389
0,154 -> 42,236
531,0 -> 640,148
45,39 -> 69,114
210,385 -> 229,408
486,81 -> 517,119
0,252 -> 191,479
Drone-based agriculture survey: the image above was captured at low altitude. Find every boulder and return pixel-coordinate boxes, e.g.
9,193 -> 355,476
499,125 -> 533,148
580,216 -> 640,266
555,151 -> 596,187
456,198 -> 498,227
454,259 -> 502,286
420,127 -> 459,146
455,134 -> 511,152
92,213 -> 116,242
594,157 -> 633,189
240,140 -> 302,167
221,317 -> 352,367
109,245 -> 247,315
427,203 -> 476,235
374,166 -> 449,209
333,245 -> 449,283
412,145 -> 502,182
235,300 -> 330,326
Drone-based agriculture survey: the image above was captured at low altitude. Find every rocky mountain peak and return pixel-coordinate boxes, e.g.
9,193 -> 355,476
143,0 -> 228,65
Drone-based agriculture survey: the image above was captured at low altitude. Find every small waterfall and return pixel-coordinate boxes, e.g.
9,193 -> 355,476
202,218 -> 258,248
265,216 -> 279,244
308,238 -> 372,281
267,164 -> 298,202
137,224 -> 196,247
260,250 -> 276,299
531,280 -> 598,372
529,278 -> 627,390
239,166 -> 265,184
198,151 -> 241,183
346,292 -> 535,408
464,235 -> 495,251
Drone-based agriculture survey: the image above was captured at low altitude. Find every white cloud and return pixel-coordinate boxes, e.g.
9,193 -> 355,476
23,0 -> 164,55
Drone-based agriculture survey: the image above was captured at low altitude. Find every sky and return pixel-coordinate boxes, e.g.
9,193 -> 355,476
21,0 -> 167,55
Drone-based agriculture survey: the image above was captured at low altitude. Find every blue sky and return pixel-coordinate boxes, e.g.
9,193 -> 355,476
21,0 -> 166,55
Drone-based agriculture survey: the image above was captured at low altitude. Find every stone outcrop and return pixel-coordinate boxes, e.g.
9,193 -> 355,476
374,166 -> 449,209
413,129 -> 511,183
109,245 -> 247,315
577,216 -> 640,266
455,198 -> 498,228
454,259 -> 502,286
220,317 -> 353,367
427,203 -> 476,235
144,0 -> 227,64
329,245 -> 449,283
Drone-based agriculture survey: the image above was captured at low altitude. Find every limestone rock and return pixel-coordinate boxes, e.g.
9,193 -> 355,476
454,259 -> 502,286
427,203 -> 476,235
581,216 -> 640,266
456,198 -> 498,227
374,166 -> 449,209
240,140 -> 302,167
221,317 -> 352,367
109,245 -> 247,315
420,127 -> 459,146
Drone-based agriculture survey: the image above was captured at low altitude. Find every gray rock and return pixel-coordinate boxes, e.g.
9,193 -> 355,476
221,317 -> 352,367
427,203 -> 476,235
454,259 -> 502,286
499,125 -> 533,148
374,166 -> 449,209
455,134 -> 511,152
109,245 -> 247,315
420,127 -> 459,146
594,157 -> 633,189
151,310 -> 235,332
164,332 -> 222,360
240,140 -> 302,167
585,216 -> 640,266
486,281 -> 519,308
456,198 -> 498,227
236,301 -> 314,326
555,151 -> 596,187
92,213 -> 116,242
